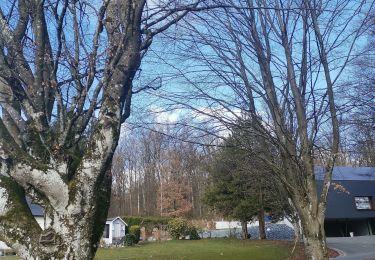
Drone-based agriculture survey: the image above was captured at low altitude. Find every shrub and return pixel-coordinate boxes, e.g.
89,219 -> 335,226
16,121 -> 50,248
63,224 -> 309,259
167,218 -> 200,240
122,215 -> 172,232
188,227 -> 200,240
129,225 -> 141,243
124,234 -> 137,246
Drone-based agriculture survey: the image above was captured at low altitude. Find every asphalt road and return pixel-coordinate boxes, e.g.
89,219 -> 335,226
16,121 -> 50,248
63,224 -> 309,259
328,236 -> 375,260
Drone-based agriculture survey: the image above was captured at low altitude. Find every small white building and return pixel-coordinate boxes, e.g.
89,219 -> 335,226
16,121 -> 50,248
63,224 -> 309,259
102,217 -> 128,245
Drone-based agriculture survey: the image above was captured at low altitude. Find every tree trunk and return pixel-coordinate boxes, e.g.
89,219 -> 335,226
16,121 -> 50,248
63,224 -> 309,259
258,209 -> 266,240
0,164 -> 112,260
258,185 -> 266,240
297,197 -> 328,260
291,218 -> 302,243
241,220 -> 249,239
302,220 -> 328,260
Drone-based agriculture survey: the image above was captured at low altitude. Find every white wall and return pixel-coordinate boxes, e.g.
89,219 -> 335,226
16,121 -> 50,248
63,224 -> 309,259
112,218 -> 126,238
102,222 -> 113,245
215,218 -> 294,230
215,221 -> 242,229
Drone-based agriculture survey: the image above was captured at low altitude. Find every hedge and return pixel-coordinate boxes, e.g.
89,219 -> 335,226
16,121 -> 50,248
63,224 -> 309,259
122,215 -> 173,232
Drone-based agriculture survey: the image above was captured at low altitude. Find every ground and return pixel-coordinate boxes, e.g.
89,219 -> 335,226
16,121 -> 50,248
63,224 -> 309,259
0,238 -> 340,260
327,236 -> 375,260
1,239 -> 302,259
95,239 -> 300,260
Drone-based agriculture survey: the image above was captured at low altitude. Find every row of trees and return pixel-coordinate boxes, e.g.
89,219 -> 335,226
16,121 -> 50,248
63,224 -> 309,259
107,119 -> 295,241
108,123 -> 211,218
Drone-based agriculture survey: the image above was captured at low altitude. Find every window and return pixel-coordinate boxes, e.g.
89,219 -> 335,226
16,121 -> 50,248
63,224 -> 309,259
354,196 -> 372,210
103,224 -> 110,238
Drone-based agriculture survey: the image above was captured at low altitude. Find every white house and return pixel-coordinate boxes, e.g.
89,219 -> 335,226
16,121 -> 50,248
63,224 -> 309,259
102,217 -> 128,245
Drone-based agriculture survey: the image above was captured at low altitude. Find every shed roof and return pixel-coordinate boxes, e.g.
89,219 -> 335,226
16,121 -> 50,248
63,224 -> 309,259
106,216 -> 128,225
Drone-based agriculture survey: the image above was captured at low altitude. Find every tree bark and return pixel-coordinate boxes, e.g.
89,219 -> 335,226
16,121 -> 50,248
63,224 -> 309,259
258,185 -> 266,240
0,0 -> 143,258
258,209 -> 266,240
300,211 -> 328,260
289,174 -> 329,260
241,220 -> 249,239
291,218 -> 302,243
0,165 -> 112,260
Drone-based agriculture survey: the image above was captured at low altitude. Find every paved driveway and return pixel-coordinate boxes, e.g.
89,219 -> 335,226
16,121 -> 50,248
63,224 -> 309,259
328,236 -> 375,260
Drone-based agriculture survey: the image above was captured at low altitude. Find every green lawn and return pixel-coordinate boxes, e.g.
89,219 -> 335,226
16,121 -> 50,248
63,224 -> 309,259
95,239 -> 295,260
1,239 -> 299,260
1,256 -> 17,260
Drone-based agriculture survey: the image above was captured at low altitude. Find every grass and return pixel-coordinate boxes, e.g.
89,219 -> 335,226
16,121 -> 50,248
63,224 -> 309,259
0,239 -> 307,260
95,239 -> 297,260
0,256 -> 17,260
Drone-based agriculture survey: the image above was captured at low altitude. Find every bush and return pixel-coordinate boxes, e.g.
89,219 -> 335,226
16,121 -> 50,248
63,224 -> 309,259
122,215 -> 172,232
167,218 -> 200,240
188,227 -> 200,240
129,225 -> 141,243
124,233 -> 137,246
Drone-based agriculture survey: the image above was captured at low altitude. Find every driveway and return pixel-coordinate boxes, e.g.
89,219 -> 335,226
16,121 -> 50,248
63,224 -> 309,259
328,236 -> 375,260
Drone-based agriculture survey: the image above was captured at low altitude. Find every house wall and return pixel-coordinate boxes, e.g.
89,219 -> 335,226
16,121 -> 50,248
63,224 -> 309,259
317,180 -> 375,219
102,222 -> 113,245
215,221 -> 242,229
215,218 -> 294,230
112,218 -> 126,238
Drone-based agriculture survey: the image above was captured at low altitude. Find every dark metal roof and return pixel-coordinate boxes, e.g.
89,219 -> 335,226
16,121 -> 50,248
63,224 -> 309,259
317,180 -> 375,219
26,198 -> 44,217
315,166 -> 375,181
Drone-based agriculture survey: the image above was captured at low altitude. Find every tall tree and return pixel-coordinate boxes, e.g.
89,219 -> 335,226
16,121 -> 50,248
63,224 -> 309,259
204,134 -> 287,240
156,1 -> 373,258
0,0 -> 205,259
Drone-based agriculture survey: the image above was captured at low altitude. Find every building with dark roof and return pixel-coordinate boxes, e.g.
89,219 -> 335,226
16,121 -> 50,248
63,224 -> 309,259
316,167 -> 375,237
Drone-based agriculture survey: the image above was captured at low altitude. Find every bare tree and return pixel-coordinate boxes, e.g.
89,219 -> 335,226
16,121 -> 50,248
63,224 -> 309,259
341,19 -> 375,166
152,0 -> 373,258
108,122 -> 210,218
0,0 -> 207,259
